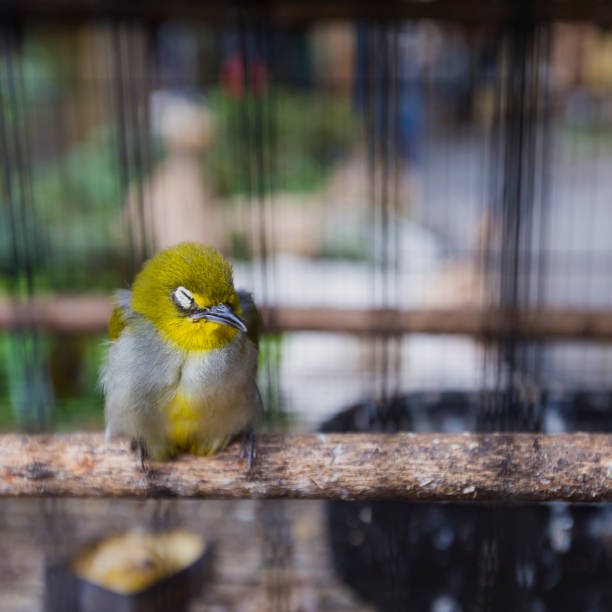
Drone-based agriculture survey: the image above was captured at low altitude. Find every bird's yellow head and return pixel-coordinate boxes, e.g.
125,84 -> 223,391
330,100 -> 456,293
130,243 -> 245,352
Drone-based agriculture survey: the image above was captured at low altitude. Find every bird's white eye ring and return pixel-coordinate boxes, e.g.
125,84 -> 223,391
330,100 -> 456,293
172,286 -> 196,311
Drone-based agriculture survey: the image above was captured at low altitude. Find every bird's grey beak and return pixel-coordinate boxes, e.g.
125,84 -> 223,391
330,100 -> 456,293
189,303 -> 247,333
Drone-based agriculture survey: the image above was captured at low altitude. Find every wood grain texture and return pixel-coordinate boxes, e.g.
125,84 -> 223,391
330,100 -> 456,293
1,433 -> 612,501
4,297 -> 612,340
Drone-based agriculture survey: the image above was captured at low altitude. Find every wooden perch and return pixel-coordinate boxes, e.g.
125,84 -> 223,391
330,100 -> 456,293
4,296 -> 612,340
1,433 -> 612,502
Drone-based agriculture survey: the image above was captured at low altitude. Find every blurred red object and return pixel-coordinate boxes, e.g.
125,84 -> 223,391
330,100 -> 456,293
221,54 -> 269,98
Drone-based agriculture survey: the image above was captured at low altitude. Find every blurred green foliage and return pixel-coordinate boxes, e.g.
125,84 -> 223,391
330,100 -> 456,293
1,88 -> 357,295
258,333 -> 291,432
207,88 -> 357,196
0,126 -> 134,294
0,332 -> 105,432
0,331 -> 104,431
1,331 -> 54,431
51,333 -> 106,431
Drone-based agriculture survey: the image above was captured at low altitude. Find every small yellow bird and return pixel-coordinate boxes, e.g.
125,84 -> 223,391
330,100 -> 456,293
101,243 -> 261,467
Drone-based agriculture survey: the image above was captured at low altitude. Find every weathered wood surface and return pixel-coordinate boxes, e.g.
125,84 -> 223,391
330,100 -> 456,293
4,297 -> 612,340
1,433 -> 612,502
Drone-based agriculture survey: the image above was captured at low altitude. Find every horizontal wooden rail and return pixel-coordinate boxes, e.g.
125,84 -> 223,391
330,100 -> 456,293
3,296 -> 612,340
264,306 -> 612,339
0,296 -> 112,334
1,433 -> 612,501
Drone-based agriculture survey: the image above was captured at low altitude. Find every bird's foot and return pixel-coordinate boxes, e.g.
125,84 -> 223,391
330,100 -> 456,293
131,438 -> 149,473
240,427 -> 257,472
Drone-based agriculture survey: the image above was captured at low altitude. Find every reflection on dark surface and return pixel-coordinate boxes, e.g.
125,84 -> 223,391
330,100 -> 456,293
322,394 -> 612,612
327,501 -> 612,612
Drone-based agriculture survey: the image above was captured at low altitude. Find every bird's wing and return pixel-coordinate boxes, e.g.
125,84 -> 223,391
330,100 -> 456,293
238,290 -> 261,347
102,310 -> 184,453
108,290 -> 135,341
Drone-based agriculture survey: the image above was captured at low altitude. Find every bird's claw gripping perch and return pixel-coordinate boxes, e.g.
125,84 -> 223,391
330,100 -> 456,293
132,438 -> 149,473
240,427 -> 257,472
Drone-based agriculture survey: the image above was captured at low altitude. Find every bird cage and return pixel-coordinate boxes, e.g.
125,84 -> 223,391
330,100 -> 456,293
1,1 -> 612,610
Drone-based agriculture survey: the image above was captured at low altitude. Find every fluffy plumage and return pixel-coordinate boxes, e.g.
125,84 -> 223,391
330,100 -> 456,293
101,243 -> 261,460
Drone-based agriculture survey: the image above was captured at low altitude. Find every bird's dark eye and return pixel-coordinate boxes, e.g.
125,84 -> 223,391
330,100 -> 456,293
172,286 -> 196,311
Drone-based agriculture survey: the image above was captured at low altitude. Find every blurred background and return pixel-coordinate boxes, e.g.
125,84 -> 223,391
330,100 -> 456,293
1,1 -> 612,610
